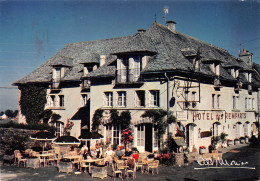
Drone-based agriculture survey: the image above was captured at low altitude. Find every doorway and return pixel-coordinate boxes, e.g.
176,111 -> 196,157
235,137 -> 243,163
145,123 -> 153,152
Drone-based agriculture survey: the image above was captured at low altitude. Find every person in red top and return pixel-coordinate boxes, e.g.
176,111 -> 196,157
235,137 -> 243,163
132,150 -> 139,162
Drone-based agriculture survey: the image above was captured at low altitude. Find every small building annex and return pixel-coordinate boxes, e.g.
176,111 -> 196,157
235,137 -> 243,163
13,21 -> 260,152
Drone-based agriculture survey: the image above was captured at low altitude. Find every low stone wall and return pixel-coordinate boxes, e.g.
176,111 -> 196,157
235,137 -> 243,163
0,128 -> 36,158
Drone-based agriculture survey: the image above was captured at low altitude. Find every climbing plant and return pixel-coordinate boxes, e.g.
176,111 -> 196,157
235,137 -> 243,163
19,84 -> 47,124
119,110 -> 131,130
92,109 -> 104,132
141,109 -> 176,150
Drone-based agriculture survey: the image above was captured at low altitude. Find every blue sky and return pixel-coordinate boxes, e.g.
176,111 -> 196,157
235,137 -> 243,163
0,0 -> 259,111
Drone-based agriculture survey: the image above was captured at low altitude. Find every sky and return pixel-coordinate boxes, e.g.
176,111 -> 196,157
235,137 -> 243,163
0,0 -> 259,111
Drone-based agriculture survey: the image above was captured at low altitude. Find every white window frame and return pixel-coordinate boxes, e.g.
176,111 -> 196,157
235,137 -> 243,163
117,91 -> 126,107
149,90 -> 160,107
137,125 -> 145,146
212,94 -> 215,109
104,92 -> 113,107
81,94 -> 88,107
135,90 -> 145,107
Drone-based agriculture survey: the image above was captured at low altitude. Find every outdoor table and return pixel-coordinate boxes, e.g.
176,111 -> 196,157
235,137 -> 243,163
40,153 -> 55,167
57,159 -> 73,173
26,157 -> 40,169
91,165 -> 108,179
82,158 -> 102,173
63,155 -> 80,160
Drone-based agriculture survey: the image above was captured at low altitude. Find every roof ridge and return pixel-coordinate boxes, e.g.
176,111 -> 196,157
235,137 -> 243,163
66,35 -> 135,46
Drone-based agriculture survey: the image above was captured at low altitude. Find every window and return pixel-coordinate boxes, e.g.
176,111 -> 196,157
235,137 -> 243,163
55,121 -> 64,137
51,95 -> 56,107
137,125 -> 145,146
105,123 -> 121,145
59,95 -> 64,107
154,127 -> 159,148
81,94 -> 88,107
213,123 -> 219,136
233,96 -> 238,110
104,92 -> 113,107
117,91 -> 126,107
252,98 -> 254,110
248,98 -> 252,110
245,98 -> 248,109
149,90 -> 160,107
244,123 -> 249,136
113,124 -> 120,145
212,94 -> 215,108
136,90 -> 145,107
217,95 -> 220,108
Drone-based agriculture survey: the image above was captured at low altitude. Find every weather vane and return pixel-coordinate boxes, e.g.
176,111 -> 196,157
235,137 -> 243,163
163,7 -> 169,23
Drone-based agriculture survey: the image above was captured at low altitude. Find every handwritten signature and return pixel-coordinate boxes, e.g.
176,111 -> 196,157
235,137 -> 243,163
194,157 -> 255,169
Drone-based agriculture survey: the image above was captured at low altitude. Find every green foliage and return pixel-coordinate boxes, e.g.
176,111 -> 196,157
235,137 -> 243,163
110,109 -> 120,124
1,129 -> 28,151
92,109 -> 104,131
211,136 -> 221,145
141,109 -> 167,139
167,114 -> 176,124
119,110 -> 131,130
51,113 -> 61,122
220,132 -> 228,143
20,84 -> 47,124
0,121 -> 56,134
39,109 -> 53,124
4,110 -> 18,118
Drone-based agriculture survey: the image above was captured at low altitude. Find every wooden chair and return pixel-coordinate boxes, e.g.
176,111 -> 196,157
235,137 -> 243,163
136,157 -> 145,174
148,160 -> 159,175
126,158 -> 136,179
47,155 -> 55,166
112,163 -> 123,180
17,153 -> 26,167
80,161 -> 90,173
36,153 -> 45,167
72,155 -> 82,170
14,150 -> 20,164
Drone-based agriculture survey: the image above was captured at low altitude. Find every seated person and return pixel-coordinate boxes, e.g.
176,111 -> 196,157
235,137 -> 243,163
104,147 -> 114,165
79,145 -> 88,155
132,150 -> 139,162
115,147 -> 123,159
124,148 -> 132,157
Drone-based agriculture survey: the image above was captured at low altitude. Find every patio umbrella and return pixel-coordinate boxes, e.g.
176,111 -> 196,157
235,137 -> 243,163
30,131 -> 56,151
53,135 -> 81,145
78,132 -> 103,140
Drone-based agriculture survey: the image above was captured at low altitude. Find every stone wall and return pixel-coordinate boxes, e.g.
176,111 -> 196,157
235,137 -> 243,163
0,128 -> 36,158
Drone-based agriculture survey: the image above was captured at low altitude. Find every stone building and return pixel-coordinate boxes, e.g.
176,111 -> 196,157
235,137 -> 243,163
14,21 -> 260,152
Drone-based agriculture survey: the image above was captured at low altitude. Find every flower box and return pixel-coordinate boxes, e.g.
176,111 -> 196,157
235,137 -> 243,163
234,139 -> 239,145
26,158 -> 40,169
227,140 -> 233,146
91,166 -> 107,179
199,146 -> 206,154
57,160 -> 73,173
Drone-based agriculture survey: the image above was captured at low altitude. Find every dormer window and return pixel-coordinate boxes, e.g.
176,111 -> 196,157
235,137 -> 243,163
211,63 -> 220,76
230,68 -> 239,78
116,55 -> 142,83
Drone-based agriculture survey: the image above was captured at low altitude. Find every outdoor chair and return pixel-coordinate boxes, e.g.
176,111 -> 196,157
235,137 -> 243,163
136,158 -> 144,174
47,155 -> 55,166
72,155 -> 82,170
17,153 -> 26,167
80,161 -> 90,173
48,150 -> 54,154
14,150 -> 20,164
112,163 -> 123,180
147,160 -> 159,175
36,154 -> 45,167
126,158 -> 137,179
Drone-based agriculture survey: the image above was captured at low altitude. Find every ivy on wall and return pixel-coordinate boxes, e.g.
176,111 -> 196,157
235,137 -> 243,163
19,84 -> 47,124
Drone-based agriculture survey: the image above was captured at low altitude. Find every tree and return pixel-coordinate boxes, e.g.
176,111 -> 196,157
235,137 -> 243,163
119,110 -> 131,130
51,113 -> 61,123
39,109 -> 53,124
5,110 -> 13,118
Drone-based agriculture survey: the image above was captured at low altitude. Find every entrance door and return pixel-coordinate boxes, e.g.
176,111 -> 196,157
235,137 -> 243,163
145,124 -> 153,152
186,125 -> 194,150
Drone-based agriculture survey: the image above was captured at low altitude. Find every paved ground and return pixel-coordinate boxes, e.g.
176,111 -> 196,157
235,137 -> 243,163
0,144 -> 259,181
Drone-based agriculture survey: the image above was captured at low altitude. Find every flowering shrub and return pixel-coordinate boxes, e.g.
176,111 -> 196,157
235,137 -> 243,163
121,128 -> 134,147
175,129 -> 185,137
227,139 -> 232,142
64,119 -> 74,134
199,146 -> 206,149
158,152 -> 174,165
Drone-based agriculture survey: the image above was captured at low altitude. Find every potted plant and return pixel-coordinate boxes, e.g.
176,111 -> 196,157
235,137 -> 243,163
220,132 -> 228,148
234,138 -> 239,145
211,136 -> 220,149
240,137 -> 245,144
192,145 -> 197,152
227,139 -> 233,146
199,146 -> 206,154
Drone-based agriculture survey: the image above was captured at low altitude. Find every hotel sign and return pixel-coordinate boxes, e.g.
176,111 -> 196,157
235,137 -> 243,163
192,111 -> 247,121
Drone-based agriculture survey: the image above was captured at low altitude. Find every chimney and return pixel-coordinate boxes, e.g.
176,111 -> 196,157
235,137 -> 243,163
137,29 -> 146,33
100,55 -> 106,66
166,20 -> 177,33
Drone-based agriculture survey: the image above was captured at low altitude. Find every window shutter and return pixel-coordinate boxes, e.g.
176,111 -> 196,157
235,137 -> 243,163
148,91 -> 151,107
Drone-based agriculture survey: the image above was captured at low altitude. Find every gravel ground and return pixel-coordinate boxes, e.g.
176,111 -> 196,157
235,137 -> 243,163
1,145 -> 259,181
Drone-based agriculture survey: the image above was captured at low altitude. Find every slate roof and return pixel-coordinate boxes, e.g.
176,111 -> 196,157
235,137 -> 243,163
14,22 -> 259,87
